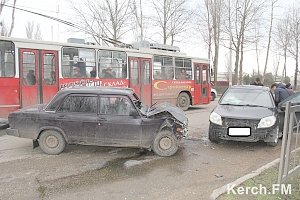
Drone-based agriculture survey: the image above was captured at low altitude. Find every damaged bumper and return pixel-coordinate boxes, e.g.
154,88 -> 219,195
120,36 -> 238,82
0,118 -> 9,131
209,123 -> 277,142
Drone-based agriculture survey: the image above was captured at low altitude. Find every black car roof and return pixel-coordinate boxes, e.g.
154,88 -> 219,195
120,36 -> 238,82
57,87 -> 134,95
229,85 -> 270,91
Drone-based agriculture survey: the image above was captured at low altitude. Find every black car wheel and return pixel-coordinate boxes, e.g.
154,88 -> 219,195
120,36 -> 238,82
177,92 -> 190,111
208,124 -> 221,143
39,130 -> 66,155
211,92 -> 216,101
152,130 -> 178,157
267,126 -> 279,147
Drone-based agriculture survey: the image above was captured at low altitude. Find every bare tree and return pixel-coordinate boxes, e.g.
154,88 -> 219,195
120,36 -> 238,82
223,0 -> 263,85
169,1 -> 192,45
70,0 -> 132,45
288,7 -> 300,89
0,0 -> 17,37
34,24 -> 42,40
131,0 -> 145,41
152,0 -> 191,45
25,21 -> 34,39
254,22 -> 262,76
196,1 -> 213,63
0,20 -> 8,36
7,0 -> 16,37
274,12 -> 291,82
261,0 -> 278,83
25,21 -> 42,40
0,0 -> 6,16
200,0 -> 223,85
272,51 -> 280,81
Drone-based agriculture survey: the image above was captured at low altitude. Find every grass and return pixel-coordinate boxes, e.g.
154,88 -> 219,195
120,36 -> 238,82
37,185 -> 47,199
218,163 -> 300,200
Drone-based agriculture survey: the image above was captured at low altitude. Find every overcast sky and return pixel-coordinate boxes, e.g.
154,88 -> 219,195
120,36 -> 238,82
1,0 -> 299,78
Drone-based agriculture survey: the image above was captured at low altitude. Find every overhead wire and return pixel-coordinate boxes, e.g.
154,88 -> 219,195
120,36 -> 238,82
2,3 -> 132,48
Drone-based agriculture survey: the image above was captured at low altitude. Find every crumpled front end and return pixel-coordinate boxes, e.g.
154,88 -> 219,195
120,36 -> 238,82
147,102 -> 189,139
146,102 -> 188,126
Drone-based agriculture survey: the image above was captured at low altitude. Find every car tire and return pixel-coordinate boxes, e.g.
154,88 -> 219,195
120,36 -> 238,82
38,130 -> 66,155
208,125 -> 220,143
152,130 -> 178,157
267,126 -> 279,147
211,92 -> 216,101
177,92 -> 190,111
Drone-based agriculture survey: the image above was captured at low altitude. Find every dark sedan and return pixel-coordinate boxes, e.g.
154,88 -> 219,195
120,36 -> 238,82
6,87 -> 188,157
209,85 -> 280,146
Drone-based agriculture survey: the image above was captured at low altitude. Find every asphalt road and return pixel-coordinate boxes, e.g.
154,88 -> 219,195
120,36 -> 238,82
0,99 -> 282,200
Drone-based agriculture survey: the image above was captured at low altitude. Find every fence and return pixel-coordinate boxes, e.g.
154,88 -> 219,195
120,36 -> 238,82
278,101 -> 300,184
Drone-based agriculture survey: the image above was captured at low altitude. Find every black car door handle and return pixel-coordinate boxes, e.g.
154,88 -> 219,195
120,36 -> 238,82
98,118 -> 107,125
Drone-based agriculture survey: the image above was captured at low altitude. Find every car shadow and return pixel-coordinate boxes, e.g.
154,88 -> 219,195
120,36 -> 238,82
214,139 -> 282,151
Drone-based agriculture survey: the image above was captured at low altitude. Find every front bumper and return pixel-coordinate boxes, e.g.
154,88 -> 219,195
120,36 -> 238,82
209,123 -> 277,142
6,128 -> 19,137
0,118 -> 9,130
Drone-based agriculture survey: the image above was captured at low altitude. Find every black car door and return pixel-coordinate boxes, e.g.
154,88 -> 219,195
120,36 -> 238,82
96,95 -> 143,147
55,94 -> 98,143
278,92 -> 300,131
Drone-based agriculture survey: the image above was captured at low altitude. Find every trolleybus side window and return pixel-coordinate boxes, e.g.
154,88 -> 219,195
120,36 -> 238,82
153,55 -> 174,80
202,65 -> 208,84
0,41 -> 15,77
130,60 -> 139,84
43,53 -> 56,85
98,50 -> 127,79
23,52 -> 36,85
195,66 -> 200,84
175,58 -> 192,80
143,61 -> 150,84
62,47 -> 96,78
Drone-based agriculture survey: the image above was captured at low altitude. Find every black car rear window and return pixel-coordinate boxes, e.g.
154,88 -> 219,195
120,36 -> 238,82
220,88 -> 274,108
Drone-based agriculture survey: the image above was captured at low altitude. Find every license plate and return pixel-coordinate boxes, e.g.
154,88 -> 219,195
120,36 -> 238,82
228,127 -> 251,137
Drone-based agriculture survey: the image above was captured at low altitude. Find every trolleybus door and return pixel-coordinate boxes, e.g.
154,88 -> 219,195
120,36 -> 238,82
41,50 -> 59,103
20,49 -> 58,107
194,63 -> 210,104
201,65 -> 210,104
129,57 -> 152,106
20,49 -> 39,107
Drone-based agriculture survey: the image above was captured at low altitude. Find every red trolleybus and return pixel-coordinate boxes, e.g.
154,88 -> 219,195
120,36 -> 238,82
0,37 -> 211,118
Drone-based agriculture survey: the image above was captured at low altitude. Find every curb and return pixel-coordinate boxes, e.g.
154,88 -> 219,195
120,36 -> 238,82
210,146 -> 300,200
209,158 -> 280,200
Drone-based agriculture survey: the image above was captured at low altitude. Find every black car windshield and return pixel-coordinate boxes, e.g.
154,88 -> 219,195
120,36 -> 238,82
220,88 -> 274,108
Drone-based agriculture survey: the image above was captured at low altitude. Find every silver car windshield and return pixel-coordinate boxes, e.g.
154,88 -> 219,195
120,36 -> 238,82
220,88 -> 274,108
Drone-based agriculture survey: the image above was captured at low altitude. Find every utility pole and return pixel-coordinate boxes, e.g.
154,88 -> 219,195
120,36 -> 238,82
56,4 -> 59,40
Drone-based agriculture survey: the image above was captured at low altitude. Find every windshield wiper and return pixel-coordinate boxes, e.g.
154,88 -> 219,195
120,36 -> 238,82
220,103 -> 240,106
239,104 -> 269,108
220,103 -> 268,108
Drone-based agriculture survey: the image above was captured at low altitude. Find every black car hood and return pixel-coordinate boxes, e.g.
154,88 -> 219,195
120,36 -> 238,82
147,102 -> 188,125
214,105 -> 276,119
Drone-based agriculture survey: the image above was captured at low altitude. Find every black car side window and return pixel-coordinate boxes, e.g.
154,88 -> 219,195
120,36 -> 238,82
100,96 -> 134,116
58,95 -> 97,113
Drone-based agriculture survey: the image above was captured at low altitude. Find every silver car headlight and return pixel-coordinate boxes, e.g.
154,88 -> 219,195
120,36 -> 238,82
210,112 -> 222,126
257,116 -> 276,128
